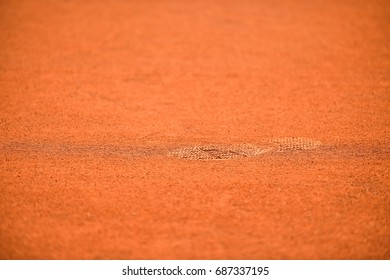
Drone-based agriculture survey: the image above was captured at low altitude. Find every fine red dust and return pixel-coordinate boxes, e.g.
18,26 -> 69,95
0,0 -> 389,259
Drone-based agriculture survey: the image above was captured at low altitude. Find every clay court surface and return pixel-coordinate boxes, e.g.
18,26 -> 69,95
1,0 -> 389,259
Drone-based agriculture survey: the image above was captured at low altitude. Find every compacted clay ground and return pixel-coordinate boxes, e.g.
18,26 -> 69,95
0,0 -> 389,259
